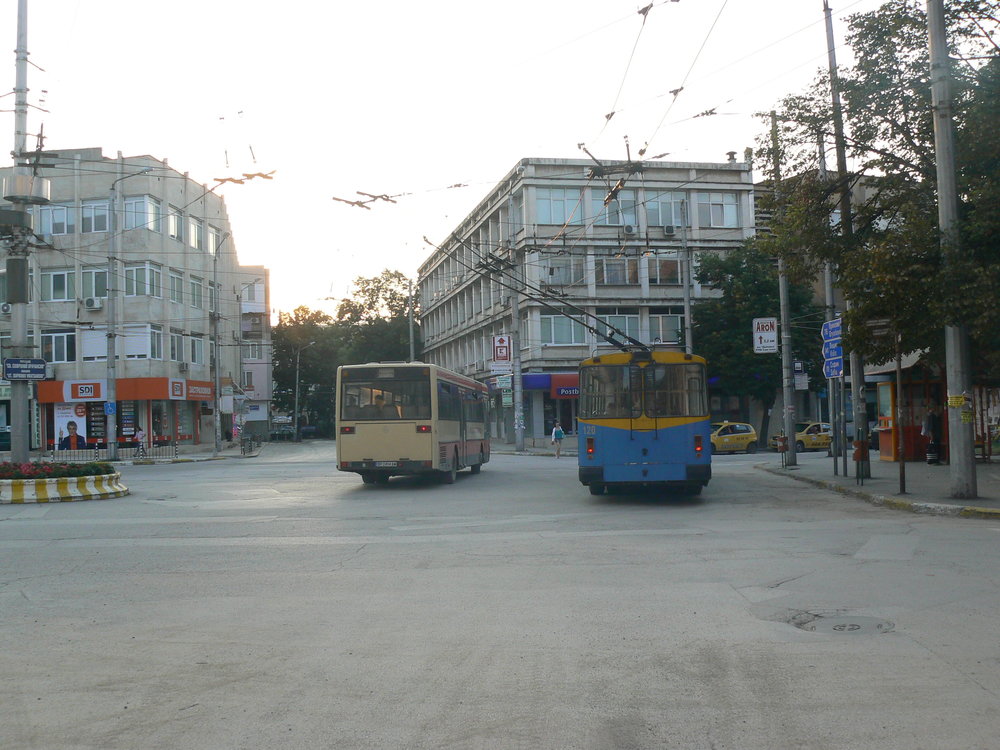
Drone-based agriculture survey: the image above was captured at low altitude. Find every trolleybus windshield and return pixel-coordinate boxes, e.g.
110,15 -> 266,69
580,362 -> 707,419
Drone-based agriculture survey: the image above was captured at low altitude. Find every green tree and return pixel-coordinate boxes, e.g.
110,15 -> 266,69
694,243 -> 824,439
272,306 -> 339,436
758,0 -> 999,374
336,270 -> 419,364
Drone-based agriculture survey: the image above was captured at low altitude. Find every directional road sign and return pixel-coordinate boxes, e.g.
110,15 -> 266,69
3,357 -> 46,380
821,317 -> 842,341
823,357 -> 844,378
752,317 -> 778,354
822,340 -> 843,360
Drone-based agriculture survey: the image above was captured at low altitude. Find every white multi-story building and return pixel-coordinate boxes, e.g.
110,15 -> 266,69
0,147 -> 270,449
417,156 -> 754,443
234,266 -> 272,440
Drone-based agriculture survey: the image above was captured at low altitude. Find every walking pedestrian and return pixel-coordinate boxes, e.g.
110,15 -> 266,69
551,420 -> 565,458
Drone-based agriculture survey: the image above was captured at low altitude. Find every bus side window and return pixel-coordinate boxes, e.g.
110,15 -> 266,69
344,406 -> 361,419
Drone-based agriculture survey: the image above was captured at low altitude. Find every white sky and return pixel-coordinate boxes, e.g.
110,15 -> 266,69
3,0 -> 886,317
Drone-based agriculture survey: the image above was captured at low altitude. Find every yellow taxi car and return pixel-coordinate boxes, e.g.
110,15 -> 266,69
710,421 -> 759,454
770,421 -> 832,452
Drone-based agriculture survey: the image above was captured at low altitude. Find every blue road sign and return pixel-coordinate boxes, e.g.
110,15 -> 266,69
822,318 -> 842,341
104,402 -> 117,416
3,357 -> 47,380
822,340 -> 843,359
823,356 -> 844,378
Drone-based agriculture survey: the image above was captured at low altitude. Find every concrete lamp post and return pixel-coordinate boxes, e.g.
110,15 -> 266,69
293,341 -> 316,442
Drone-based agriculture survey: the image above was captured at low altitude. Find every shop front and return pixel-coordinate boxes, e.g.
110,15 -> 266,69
37,378 -> 214,449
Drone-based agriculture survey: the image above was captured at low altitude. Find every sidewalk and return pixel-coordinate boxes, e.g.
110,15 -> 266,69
760,452 -> 1000,519
489,437 -> 1000,519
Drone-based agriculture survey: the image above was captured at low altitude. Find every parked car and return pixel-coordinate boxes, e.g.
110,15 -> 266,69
770,421 -> 832,452
710,421 -> 759,454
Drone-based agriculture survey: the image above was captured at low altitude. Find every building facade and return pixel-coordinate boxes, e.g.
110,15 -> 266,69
0,147 -> 270,450
417,156 -> 755,443
235,266 -> 272,440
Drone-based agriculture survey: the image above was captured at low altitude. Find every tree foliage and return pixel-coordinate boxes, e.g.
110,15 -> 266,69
271,271 -> 420,436
756,0 -> 999,375
693,243 -> 824,437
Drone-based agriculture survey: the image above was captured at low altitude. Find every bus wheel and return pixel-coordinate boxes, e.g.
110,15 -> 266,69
588,483 -> 605,496
360,472 -> 376,485
470,452 -> 484,474
375,473 -> 390,484
442,458 -> 457,484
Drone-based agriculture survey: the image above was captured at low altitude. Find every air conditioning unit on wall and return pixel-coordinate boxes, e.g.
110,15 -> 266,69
83,296 -> 104,311
0,302 -> 12,315
623,225 -> 636,235
178,362 -> 190,373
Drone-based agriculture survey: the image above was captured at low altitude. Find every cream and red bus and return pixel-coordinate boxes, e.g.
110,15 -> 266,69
336,362 -> 491,485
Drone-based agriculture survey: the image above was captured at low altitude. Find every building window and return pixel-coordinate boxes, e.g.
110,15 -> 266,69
208,226 -> 224,256
648,254 -> 681,285
596,307 -> 640,340
189,276 -> 203,309
81,201 -> 109,233
189,334 -> 205,365
124,196 -> 161,232
125,263 -> 162,297
149,325 -> 163,360
81,267 -> 108,299
40,270 -> 76,301
649,306 -> 683,344
169,329 -> 184,361
167,206 -> 184,242
169,271 -> 184,303
591,188 -> 637,226
696,192 -> 739,228
209,282 -> 218,313
536,188 -> 583,225
242,342 -> 263,360
243,370 -> 254,389
542,255 -> 585,286
243,282 -> 257,302
34,203 -> 75,235
595,256 -> 639,285
541,310 -> 588,345
42,329 -> 76,363
188,217 -> 204,250
645,191 -> 687,229
0,273 -> 7,304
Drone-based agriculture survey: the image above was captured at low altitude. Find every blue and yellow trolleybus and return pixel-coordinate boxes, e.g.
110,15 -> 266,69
577,346 -> 711,495
336,362 -> 490,485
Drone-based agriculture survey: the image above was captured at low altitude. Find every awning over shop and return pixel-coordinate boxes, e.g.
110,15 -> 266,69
37,378 -> 215,403
864,350 -> 926,376
550,373 -> 580,399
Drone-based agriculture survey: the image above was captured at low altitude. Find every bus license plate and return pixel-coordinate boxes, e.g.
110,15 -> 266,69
375,461 -> 397,467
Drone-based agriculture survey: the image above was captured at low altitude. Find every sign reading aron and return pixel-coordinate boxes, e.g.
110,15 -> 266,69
3,357 -> 47,380
752,318 -> 778,354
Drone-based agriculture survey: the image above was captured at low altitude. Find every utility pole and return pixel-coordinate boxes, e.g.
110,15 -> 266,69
678,201 -> 693,354
824,0 -> 869,478
510,255 -> 525,452
2,0 -> 49,464
927,0 -> 976,498
770,111 -> 797,467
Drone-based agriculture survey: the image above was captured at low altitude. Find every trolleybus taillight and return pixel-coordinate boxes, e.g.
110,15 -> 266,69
586,437 -> 595,455
694,435 -> 703,454
340,426 -> 355,434
416,425 -> 432,433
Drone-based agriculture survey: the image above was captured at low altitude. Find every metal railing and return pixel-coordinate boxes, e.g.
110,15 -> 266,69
48,440 -> 180,463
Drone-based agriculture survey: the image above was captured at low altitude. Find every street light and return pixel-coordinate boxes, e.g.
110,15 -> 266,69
293,341 -> 316,442
106,165 -> 152,461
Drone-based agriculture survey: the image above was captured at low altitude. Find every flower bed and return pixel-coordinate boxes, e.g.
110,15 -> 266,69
0,461 -> 114,480
0,462 -> 127,504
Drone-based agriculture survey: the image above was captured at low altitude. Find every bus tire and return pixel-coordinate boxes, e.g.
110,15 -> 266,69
470,456 -> 483,474
375,473 -> 390,484
442,457 -> 458,484
588,483 -> 605,496
360,472 -> 376,485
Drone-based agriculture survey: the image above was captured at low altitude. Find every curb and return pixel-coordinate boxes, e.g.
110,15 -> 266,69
758,464 -> 1000,519
0,472 -> 130,504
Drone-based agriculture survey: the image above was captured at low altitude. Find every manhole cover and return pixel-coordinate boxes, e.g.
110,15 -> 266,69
802,615 -> 894,635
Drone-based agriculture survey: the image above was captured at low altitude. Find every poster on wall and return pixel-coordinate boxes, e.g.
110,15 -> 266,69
55,402 -> 88,449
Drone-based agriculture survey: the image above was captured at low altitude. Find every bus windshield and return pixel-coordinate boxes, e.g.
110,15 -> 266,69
579,363 -> 707,418
341,377 -> 432,420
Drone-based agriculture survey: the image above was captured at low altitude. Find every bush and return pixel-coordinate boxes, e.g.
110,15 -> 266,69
0,462 -> 115,480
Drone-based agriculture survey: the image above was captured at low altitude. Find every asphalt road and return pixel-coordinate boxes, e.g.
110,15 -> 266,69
2,443 -> 999,749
